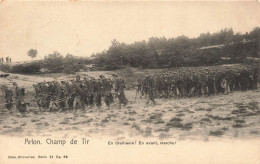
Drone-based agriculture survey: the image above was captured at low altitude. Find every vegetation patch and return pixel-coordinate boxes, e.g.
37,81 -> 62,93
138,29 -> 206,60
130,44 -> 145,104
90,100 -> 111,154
209,130 -> 224,136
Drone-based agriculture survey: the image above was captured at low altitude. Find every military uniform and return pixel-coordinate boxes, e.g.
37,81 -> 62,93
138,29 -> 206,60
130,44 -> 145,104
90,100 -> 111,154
144,75 -> 156,104
4,88 -> 13,111
115,77 -> 128,108
13,83 -> 26,113
94,79 -> 102,108
102,78 -> 113,108
72,80 -> 85,112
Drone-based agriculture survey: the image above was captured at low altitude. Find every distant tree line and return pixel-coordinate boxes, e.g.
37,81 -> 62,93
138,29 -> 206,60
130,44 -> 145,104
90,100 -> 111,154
92,27 -> 260,70
1,27 -> 259,74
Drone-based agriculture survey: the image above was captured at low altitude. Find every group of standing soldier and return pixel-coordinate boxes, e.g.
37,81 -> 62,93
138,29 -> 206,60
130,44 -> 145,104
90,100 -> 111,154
0,57 -> 12,63
33,74 -> 128,113
137,66 -> 259,103
1,82 -> 26,114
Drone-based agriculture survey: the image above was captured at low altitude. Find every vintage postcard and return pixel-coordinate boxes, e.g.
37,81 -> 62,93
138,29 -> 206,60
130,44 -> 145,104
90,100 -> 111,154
0,1 -> 259,163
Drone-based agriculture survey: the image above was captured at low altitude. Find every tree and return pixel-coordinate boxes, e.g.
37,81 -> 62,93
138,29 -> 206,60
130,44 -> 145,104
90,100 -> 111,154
43,51 -> 63,72
27,49 -> 38,60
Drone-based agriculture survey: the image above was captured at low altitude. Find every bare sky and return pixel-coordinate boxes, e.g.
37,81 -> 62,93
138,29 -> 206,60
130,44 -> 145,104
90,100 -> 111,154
0,1 -> 259,61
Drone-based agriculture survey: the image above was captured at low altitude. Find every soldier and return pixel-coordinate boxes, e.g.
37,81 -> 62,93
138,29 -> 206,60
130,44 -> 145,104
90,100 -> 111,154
163,74 -> 170,99
13,82 -> 27,113
176,75 -> 182,98
169,77 -> 176,98
82,77 -> 90,107
2,85 -> 13,112
207,72 -> 216,95
114,75 -> 128,109
235,72 -> 241,91
240,68 -> 250,91
54,81 -> 65,112
135,77 -> 143,99
221,77 -> 229,95
94,78 -> 102,108
143,74 -> 156,105
189,74 -> 198,97
33,83 -> 42,110
248,73 -> 254,90
101,76 -> 113,109
253,68 -> 259,90
88,77 -> 96,107
65,81 -> 74,109
47,81 -> 57,111
72,76 -> 85,113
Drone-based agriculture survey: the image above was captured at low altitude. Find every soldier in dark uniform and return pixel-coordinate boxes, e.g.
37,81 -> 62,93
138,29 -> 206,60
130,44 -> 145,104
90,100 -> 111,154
234,72 -> 241,91
13,82 -> 27,113
136,78 -> 143,99
65,81 -> 74,109
2,85 -> 13,112
248,73 -> 254,90
38,82 -> 50,111
114,75 -> 128,109
72,76 -> 85,113
240,68 -> 250,91
88,77 -> 96,107
82,77 -> 90,107
47,81 -> 57,111
100,76 -> 113,109
157,75 -> 163,98
169,77 -> 176,98
55,81 -> 65,112
163,74 -> 170,99
176,75 -> 182,98
253,68 -> 259,90
143,74 -> 156,105
207,73 -> 216,95
94,78 -> 102,108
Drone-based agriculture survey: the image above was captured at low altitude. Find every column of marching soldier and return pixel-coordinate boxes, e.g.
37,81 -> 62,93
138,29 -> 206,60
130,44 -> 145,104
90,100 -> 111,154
2,74 -> 128,113
137,66 -> 259,104
1,65 -> 259,113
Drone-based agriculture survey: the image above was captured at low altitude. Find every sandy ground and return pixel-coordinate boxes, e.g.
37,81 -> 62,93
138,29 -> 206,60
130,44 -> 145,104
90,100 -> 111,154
0,90 -> 259,141
0,71 -> 259,141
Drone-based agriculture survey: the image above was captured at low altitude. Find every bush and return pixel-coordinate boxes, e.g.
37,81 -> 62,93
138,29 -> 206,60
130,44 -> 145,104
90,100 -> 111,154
43,52 -> 64,73
0,64 -> 12,73
62,64 -> 83,74
12,62 -> 41,74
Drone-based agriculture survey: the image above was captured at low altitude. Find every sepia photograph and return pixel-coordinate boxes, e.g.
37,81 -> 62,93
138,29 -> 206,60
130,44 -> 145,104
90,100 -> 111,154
0,1 -> 259,163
